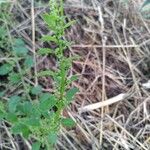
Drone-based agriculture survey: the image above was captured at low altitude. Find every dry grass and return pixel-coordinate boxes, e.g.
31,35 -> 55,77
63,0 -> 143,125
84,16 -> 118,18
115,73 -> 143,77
0,0 -> 150,149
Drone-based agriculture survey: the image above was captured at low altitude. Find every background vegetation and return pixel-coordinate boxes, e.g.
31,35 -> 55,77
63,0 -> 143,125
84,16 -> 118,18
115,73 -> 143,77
0,0 -> 150,149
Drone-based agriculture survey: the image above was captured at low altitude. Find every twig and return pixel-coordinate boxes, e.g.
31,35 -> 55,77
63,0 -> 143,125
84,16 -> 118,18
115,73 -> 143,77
106,115 -> 148,150
79,93 -> 127,112
71,44 -> 139,48
98,5 -> 105,146
31,0 -> 38,86
2,122 -> 17,150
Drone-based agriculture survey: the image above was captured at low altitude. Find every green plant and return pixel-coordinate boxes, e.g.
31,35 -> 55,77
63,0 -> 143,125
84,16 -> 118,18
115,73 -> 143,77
0,3 -> 12,52
0,0 -> 78,149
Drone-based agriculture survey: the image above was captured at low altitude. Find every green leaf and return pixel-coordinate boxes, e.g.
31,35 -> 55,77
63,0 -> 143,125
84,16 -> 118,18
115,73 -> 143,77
66,87 -> 79,102
13,39 -> 28,56
39,94 -> 56,111
24,56 -> 34,68
14,38 -> 25,46
41,35 -> 57,42
37,70 -> 54,77
31,85 -> 42,95
42,110 -> 54,119
69,75 -> 78,83
64,20 -> 76,29
6,113 -> 18,123
40,93 -> 51,101
0,1 -> 6,4
42,13 -> 59,30
0,63 -> 13,75
8,96 -> 21,113
19,101 -> 33,116
11,123 -> 30,138
0,101 -> 5,110
0,101 -> 6,120
13,47 -> 28,56
61,118 -> 75,128
31,103 -> 41,118
141,0 -> 150,9
140,1 -> 150,19
8,73 -> 21,84
0,27 -> 6,37
32,142 -> 41,150
24,118 -> 40,127
47,132 -> 57,145
38,48 -> 52,55
0,110 -> 5,120
0,92 -> 5,98
58,39 -> 71,47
